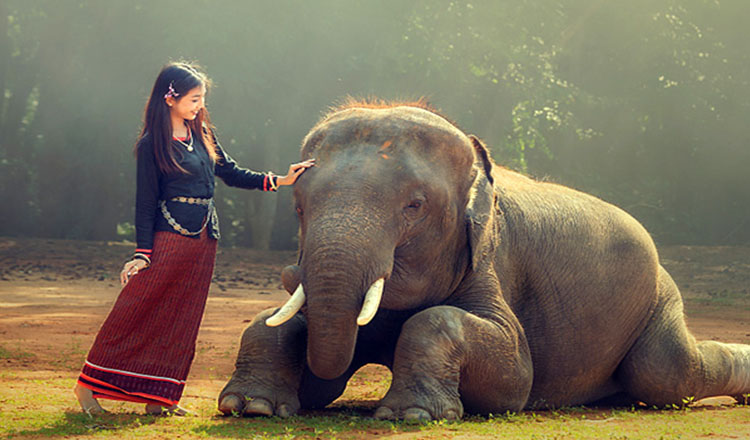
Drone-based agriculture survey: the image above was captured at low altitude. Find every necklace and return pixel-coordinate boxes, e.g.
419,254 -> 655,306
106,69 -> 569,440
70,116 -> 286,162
174,130 -> 194,152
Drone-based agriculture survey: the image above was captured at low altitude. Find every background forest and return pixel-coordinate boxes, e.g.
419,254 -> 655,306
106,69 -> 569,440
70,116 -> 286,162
1,0 -> 748,249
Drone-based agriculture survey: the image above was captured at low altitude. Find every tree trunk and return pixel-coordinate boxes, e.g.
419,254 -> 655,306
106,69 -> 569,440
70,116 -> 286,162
0,1 -> 8,120
0,64 -> 37,160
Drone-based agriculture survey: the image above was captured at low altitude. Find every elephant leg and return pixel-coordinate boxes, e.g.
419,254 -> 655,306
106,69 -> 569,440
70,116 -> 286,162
616,266 -> 750,406
218,308 -> 362,417
375,305 -> 533,421
218,308 -> 307,417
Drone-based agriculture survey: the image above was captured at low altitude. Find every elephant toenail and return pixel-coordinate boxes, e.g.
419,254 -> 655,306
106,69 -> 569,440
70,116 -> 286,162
218,394 -> 245,416
444,409 -> 459,420
404,407 -> 432,423
276,404 -> 293,418
244,398 -> 274,416
374,406 -> 394,419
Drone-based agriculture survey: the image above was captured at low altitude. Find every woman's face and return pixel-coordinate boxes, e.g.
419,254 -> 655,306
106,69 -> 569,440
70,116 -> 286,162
169,85 -> 205,121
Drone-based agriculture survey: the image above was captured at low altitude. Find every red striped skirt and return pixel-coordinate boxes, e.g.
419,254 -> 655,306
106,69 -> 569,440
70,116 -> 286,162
77,230 -> 217,406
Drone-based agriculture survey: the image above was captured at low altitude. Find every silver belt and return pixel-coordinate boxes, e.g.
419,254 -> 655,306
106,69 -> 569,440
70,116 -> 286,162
170,196 -> 212,206
159,197 -> 214,236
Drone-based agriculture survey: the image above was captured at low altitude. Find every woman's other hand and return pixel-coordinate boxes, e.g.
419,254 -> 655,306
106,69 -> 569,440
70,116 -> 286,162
120,259 -> 149,286
277,159 -> 316,186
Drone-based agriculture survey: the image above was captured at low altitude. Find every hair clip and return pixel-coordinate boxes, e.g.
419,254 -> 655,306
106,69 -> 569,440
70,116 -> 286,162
164,81 -> 180,99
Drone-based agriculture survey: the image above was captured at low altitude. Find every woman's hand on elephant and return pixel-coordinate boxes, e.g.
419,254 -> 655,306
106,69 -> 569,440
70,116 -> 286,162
120,259 -> 148,286
276,159 -> 316,186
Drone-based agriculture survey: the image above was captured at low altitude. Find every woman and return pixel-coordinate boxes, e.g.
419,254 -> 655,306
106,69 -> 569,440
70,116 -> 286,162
73,61 -> 314,415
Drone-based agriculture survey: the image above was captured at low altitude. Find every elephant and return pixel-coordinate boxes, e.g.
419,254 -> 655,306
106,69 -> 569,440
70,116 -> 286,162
218,100 -> 750,421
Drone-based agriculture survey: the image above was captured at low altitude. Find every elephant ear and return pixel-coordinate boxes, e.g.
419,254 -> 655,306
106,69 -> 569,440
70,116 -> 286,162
465,135 -> 498,271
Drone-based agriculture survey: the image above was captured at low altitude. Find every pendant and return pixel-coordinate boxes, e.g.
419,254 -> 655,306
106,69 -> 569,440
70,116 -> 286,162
187,146 -> 193,152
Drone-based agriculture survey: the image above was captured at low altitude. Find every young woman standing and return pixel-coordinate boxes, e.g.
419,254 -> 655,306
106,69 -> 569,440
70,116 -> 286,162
73,62 -> 314,415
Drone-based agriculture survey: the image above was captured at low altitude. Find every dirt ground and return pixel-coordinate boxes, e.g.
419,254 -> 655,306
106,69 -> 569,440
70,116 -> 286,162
1,237 -> 749,413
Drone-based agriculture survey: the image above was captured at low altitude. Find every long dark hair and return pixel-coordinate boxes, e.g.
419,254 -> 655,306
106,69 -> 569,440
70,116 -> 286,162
136,61 -> 218,174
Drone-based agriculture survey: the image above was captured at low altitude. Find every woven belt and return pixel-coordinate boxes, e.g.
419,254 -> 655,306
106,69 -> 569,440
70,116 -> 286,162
170,196 -> 212,206
159,197 -> 214,236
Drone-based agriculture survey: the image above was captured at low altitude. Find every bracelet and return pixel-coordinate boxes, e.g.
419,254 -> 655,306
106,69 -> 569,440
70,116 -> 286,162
132,253 -> 151,267
268,172 -> 279,191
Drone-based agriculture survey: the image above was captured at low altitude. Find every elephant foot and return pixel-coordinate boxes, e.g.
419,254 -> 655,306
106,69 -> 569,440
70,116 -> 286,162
219,393 -> 297,418
374,404 -> 461,422
218,381 -> 300,418
374,384 -> 463,422
219,394 -> 277,417
243,398 -> 295,418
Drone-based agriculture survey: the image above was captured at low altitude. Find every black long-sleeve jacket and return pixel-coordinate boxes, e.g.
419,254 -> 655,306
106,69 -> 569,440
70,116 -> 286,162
134,131 -> 275,256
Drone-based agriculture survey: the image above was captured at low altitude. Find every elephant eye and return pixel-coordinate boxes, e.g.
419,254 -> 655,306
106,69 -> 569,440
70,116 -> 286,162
403,198 -> 426,219
403,191 -> 427,221
295,205 -> 304,216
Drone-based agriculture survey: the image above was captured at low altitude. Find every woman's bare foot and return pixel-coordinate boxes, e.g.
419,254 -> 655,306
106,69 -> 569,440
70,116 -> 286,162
73,383 -> 105,415
145,403 -> 190,416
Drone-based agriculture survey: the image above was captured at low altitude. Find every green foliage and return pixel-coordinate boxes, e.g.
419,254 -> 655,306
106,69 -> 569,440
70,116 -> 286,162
116,222 -> 135,239
0,0 -> 749,246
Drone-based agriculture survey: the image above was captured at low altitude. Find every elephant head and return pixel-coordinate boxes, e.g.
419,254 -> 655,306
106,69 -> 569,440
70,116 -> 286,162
267,101 -> 497,380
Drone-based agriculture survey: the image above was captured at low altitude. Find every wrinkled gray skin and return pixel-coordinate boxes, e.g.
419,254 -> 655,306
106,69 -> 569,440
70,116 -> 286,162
218,104 -> 750,421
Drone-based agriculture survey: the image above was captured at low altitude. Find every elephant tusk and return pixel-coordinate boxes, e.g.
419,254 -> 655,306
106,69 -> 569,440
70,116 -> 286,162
266,283 -> 305,327
357,278 -> 385,326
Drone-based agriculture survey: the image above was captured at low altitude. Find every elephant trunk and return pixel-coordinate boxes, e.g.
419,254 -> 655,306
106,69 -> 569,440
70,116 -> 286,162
304,271 -> 361,379
299,226 -> 393,380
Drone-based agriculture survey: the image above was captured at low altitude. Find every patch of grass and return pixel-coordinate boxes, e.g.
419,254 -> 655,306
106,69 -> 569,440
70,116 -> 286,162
706,289 -> 745,303
48,337 -> 87,370
697,289 -> 750,308
338,365 -> 392,401
2,374 -> 749,439
191,414 -> 406,439
0,344 -> 36,361
451,408 -> 750,439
